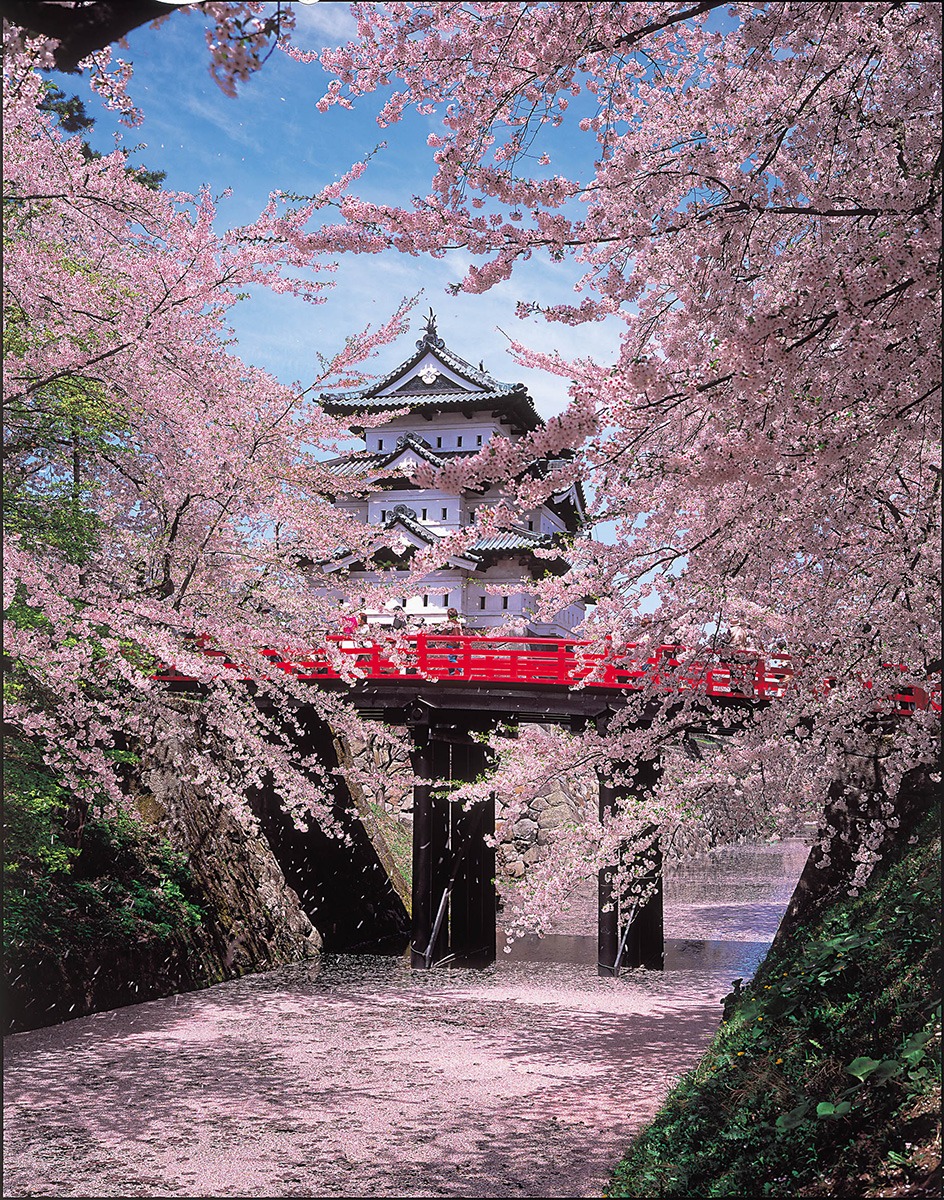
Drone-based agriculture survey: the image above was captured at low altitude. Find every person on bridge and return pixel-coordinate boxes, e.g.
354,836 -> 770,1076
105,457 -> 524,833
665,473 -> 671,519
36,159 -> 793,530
439,607 -> 465,674
729,622 -> 764,654
339,609 -> 369,649
378,603 -> 412,673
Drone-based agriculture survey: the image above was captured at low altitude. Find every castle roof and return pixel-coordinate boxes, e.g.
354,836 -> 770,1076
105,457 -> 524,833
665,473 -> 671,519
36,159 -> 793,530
326,432 -> 448,480
379,505 -> 558,560
320,310 -> 542,434
321,503 -> 567,572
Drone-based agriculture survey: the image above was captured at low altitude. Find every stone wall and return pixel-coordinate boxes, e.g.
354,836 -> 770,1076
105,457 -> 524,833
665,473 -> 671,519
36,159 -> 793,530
331,728 -> 414,918
497,774 -> 595,879
138,708 -> 322,975
4,701 -> 322,1035
336,725 -> 414,819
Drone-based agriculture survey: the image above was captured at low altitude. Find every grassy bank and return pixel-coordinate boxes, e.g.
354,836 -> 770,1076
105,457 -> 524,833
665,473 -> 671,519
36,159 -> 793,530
607,806 -> 941,1198
3,737 -> 208,1032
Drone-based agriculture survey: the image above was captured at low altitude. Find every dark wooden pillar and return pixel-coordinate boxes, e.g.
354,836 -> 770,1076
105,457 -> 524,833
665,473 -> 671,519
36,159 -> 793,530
598,773 -> 620,976
410,722 -> 497,969
410,719 -> 433,968
598,754 -> 665,974
410,720 -> 450,968
620,825 -> 664,970
450,789 -> 497,967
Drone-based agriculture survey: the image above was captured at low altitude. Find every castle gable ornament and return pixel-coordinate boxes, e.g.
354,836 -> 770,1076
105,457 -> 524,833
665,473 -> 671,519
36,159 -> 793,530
415,307 -> 445,350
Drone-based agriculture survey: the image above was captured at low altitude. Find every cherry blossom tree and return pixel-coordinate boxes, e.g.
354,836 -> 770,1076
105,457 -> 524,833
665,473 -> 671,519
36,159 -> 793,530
281,0 -> 941,919
2,30 -> 418,850
4,4 -> 941,939
0,1 -> 296,91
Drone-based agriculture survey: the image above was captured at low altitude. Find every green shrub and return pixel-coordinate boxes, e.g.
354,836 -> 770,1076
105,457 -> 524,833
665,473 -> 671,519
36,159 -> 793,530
607,806 -> 941,1198
3,740 -> 204,962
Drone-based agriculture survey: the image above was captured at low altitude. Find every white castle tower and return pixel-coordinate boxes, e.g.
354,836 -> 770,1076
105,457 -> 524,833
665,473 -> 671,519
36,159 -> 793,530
319,311 -> 586,636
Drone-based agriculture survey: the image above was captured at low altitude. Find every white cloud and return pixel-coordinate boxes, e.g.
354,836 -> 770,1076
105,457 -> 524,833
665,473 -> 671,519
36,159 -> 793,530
177,92 -> 266,153
228,244 -> 624,422
289,1 -> 359,50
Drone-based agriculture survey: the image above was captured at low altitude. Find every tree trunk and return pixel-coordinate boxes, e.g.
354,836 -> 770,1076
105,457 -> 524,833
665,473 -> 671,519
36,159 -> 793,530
771,751 -> 937,953
1,1 -> 174,73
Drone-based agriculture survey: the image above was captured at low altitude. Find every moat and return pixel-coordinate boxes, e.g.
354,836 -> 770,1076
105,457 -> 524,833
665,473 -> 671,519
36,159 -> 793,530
2,839 -> 810,1199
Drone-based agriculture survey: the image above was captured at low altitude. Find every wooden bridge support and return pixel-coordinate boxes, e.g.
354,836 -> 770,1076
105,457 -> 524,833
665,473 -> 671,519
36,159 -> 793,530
620,825 -> 664,971
598,757 -> 665,976
409,716 -> 497,969
597,776 -> 620,975
408,703 -> 665,975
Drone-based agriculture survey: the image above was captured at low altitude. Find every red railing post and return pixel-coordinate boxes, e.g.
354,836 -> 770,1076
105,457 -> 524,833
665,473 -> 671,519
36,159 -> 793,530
557,640 -> 570,686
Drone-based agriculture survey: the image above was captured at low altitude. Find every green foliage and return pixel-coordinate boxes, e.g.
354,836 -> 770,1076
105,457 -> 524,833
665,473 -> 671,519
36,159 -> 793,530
3,738 -> 205,964
2,746 -> 77,878
4,87 -> 160,571
367,800 -> 413,915
38,83 -> 94,134
3,314 -> 122,566
3,485 -> 104,565
607,807 -> 941,1197
38,81 -> 166,188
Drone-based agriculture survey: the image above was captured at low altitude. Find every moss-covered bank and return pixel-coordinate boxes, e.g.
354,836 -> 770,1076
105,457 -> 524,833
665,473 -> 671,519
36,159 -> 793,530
607,805 -> 941,1198
3,742 -> 211,1032
2,721 -> 321,1035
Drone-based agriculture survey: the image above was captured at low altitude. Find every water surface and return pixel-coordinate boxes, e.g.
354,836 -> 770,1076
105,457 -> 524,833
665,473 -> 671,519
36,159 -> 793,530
2,838 -> 810,1199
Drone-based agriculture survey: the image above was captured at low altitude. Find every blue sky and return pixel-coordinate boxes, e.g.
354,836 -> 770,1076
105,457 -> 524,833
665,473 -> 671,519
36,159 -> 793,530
52,1 -> 626,417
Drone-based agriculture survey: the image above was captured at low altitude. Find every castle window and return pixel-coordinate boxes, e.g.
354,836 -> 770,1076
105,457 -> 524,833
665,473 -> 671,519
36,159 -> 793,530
441,507 -> 448,519
421,508 -> 428,520
436,436 -> 442,448
457,436 -> 463,447
380,510 -> 387,522
502,596 -> 509,610
476,434 -> 483,446
442,594 -> 449,607
377,439 -> 384,451
422,594 -> 429,607
527,520 -> 534,531
479,596 -> 486,610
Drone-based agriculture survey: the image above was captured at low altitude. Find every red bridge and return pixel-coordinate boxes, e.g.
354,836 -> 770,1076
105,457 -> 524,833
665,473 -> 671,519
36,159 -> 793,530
155,633 -> 939,714
153,632 -> 939,975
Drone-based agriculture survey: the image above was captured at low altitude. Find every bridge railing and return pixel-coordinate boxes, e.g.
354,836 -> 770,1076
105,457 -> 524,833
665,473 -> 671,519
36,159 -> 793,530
151,635 -> 940,715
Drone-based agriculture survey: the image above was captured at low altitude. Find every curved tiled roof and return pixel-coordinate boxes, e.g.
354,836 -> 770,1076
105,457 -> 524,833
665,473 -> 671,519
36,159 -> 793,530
324,387 -> 524,410
384,508 -> 437,544
380,511 -> 553,557
320,516 -> 570,570
471,529 -> 553,553
325,434 -> 452,481
355,342 -> 514,397
325,451 -> 386,479
320,314 -> 542,431
326,311 -> 516,399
